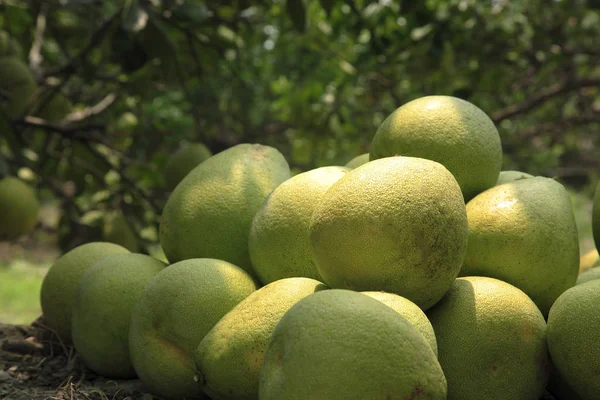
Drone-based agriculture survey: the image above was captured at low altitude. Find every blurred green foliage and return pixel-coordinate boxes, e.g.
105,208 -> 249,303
0,0 -> 599,252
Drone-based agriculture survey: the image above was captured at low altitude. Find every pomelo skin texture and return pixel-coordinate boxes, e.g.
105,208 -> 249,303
259,289 -> 447,400
309,156 -> 468,310
160,143 -> 291,275
344,153 -> 369,169
195,277 -> 327,400
0,57 -> 37,118
164,143 -> 213,191
40,242 -> 130,343
576,267 -> 600,285
370,95 -> 502,200
496,170 -> 533,186
547,280 -> 600,400
128,258 -> 258,400
71,253 -> 166,378
249,166 -> 348,284
460,177 -> 579,316
426,277 -> 549,400
362,291 -> 437,356
593,181 -> 600,254
0,176 -> 40,241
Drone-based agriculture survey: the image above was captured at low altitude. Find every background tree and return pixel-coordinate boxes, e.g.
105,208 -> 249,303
1,0 -> 599,253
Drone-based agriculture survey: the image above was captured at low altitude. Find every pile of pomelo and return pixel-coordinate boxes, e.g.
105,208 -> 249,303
38,96 -> 600,400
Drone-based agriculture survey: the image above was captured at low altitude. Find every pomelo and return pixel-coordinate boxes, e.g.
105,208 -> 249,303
344,153 -> 369,169
370,95 -> 502,200
259,289 -> 446,400
461,177 -> 579,315
426,276 -> 548,400
248,166 -> 348,284
128,258 -> 258,400
160,143 -> 290,275
547,280 -> 600,399
195,277 -> 327,400
40,242 -> 130,342
496,170 -> 533,186
71,253 -> 166,378
362,291 -> 437,356
309,156 -> 468,310
164,143 -> 212,191
0,176 -> 40,241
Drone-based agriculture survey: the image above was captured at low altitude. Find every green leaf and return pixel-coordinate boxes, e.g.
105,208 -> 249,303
141,13 -> 177,73
319,0 -> 335,17
172,2 -> 212,23
122,0 -> 148,33
287,0 -> 307,33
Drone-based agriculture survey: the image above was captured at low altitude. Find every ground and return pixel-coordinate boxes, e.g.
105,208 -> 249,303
0,320 -> 153,400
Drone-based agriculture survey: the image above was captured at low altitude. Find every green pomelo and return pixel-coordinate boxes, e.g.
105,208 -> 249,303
102,212 -> 139,253
461,177 -> 579,315
593,182 -> 600,254
164,143 -> 213,191
195,277 -> 327,400
309,156 -> 468,310
129,258 -> 258,400
71,253 -> 166,378
0,57 -> 37,118
0,176 -> 40,241
259,289 -> 447,400
362,291 -> 437,356
496,170 -> 533,186
0,31 -> 23,59
344,153 -> 369,169
370,95 -> 502,200
576,267 -> 600,285
40,242 -> 130,343
160,143 -> 291,275
547,280 -> 600,400
249,166 -> 349,284
426,276 -> 548,400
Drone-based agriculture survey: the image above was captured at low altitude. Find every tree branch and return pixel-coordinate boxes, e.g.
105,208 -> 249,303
65,93 -> 118,122
492,77 -> 600,124
43,9 -> 122,78
29,4 -> 48,74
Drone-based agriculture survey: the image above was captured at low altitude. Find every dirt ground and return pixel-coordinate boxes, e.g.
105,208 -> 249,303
0,320 -> 152,400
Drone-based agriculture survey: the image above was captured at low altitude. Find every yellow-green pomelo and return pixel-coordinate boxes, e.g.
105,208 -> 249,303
249,166 -> 349,284
40,242 -> 130,342
259,289 -> 447,400
160,144 -> 291,274
576,267 -> 600,285
461,177 -> 579,315
496,170 -> 533,186
0,31 -> 23,59
164,143 -> 213,191
593,182 -> 600,254
102,212 -> 139,253
344,153 -> 369,169
129,258 -> 258,400
426,276 -> 548,400
195,277 -> 327,400
0,57 -> 37,118
72,253 -> 166,378
370,96 -> 502,200
309,156 -> 468,310
0,176 -> 40,241
547,280 -> 600,399
579,249 -> 599,274
362,291 -> 437,356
